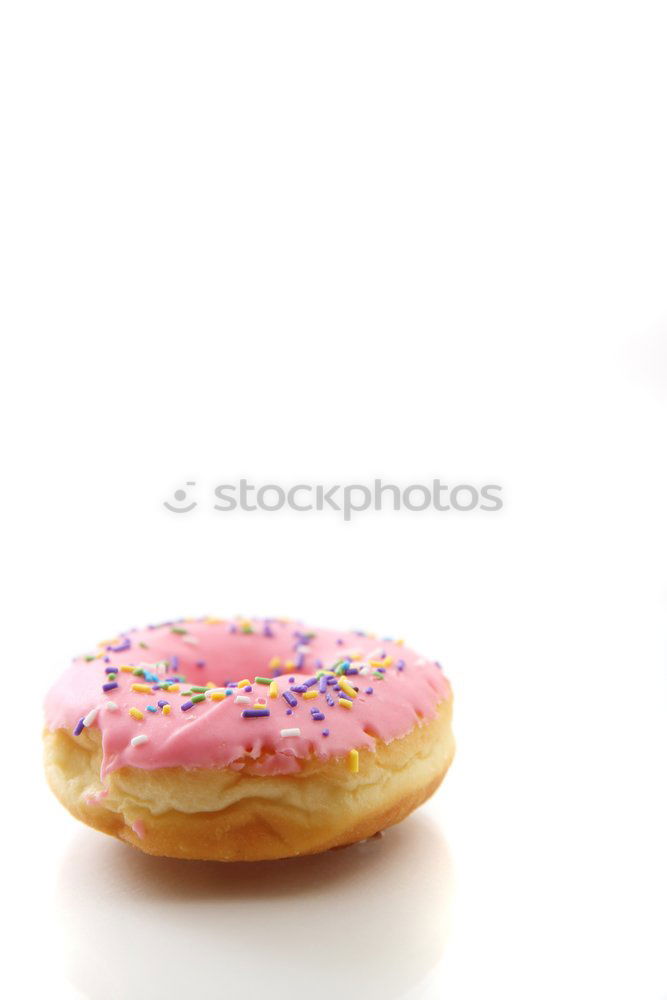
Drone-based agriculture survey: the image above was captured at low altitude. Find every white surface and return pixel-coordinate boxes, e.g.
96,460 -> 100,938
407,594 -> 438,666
2,2 -> 667,998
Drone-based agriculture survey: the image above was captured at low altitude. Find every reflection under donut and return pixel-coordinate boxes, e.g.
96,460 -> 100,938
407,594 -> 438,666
56,812 -> 453,1000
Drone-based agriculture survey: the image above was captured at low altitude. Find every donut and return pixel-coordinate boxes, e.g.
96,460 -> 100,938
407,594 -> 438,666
43,617 -> 455,861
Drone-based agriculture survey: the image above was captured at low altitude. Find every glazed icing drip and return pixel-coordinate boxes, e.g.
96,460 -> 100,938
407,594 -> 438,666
44,617 -> 451,777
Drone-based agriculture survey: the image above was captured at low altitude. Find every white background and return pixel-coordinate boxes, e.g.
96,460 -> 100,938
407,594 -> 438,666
1,2 -> 666,998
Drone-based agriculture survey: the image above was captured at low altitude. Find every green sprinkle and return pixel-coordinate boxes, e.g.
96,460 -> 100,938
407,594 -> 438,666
242,625 -> 254,634
139,642 -> 149,649
108,672 -> 116,681
254,677 -> 272,685
84,655 -> 96,662
191,693 -> 206,703
171,627 -> 188,635
132,668 -> 146,676
189,685 -> 208,692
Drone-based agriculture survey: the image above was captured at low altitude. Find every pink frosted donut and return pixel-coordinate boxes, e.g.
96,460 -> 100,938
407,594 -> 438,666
43,616 -> 455,860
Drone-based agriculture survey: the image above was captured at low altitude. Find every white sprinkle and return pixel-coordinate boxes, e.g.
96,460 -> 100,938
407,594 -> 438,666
358,665 -> 370,675
280,727 -> 301,738
234,695 -> 251,705
105,701 -> 119,712
131,734 -> 148,747
83,708 -> 98,727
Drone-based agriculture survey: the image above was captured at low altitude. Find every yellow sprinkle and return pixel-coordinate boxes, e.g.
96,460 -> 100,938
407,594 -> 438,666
382,656 -> 393,667
348,749 -> 359,773
237,679 -> 250,688
209,691 -> 225,701
167,684 -> 180,692
205,617 -> 224,624
338,698 -> 353,710
395,639 -> 405,646
269,656 -> 282,669
303,690 -> 318,700
285,660 -> 295,670
120,665 -> 135,673
97,638 -> 115,647
338,677 -> 357,699
206,682 -> 216,689
269,680 -> 279,699
131,683 -> 152,693
253,702 -> 266,710
129,707 -> 144,721
162,704 -> 171,715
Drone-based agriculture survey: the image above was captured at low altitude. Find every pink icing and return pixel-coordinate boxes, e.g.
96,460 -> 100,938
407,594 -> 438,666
44,617 -> 451,777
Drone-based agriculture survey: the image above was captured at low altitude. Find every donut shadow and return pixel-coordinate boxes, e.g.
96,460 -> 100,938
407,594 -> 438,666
56,813 -> 454,1000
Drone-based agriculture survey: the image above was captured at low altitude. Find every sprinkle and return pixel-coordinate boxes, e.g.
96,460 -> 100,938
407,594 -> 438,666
348,749 -> 359,773
102,681 -> 118,692
105,701 -> 118,712
73,718 -> 85,736
322,728 -> 329,737
311,711 -> 325,721
131,734 -> 148,747
318,676 -> 328,693
365,687 -> 374,695
208,690 -> 226,701
282,691 -> 297,707
162,704 -> 171,715
269,656 -> 282,669
157,700 -> 168,707
303,690 -> 318,700
280,727 -> 301,737
338,698 -> 353,710
180,700 -> 194,711
269,680 -> 279,699
131,683 -> 152,693
146,705 -> 158,713
129,707 -> 144,721
254,677 -> 272,685
189,685 -> 208,693
338,677 -> 357,700
242,709 -> 270,718
234,695 -> 251,705
237,679 -> 250,688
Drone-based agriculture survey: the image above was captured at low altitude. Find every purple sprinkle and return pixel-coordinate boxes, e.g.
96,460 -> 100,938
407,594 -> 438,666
104,668 -> 117,675
295,652 -> 305,669
314,659 -> 323,669
326,676 -> 337,686
102,681 -> 118,692
396,659 -> 405,670
318,676 -> 328,693
181,700 -> 194,711
322,728 -> 329,736
311,712 -> 325,721
196,660 -> 206,669
286,709 -> 293,716
73,718 -> 85,736
282,691 -> 297,707
157,700 -> 168,708
336,638 -> 344,645
291,684 -> 307,693
347,667 -> 359,675
303,677 -> 318,688
263,621 -> 274,637
107,637 -> 131,653
242,709 -> 270,718
103,656 -> 110,663
170,656 -> 179,670
325,694 -> 335,706
244,685 -> 252,692
365,686 -> 374,695
288,676 -> 295,683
